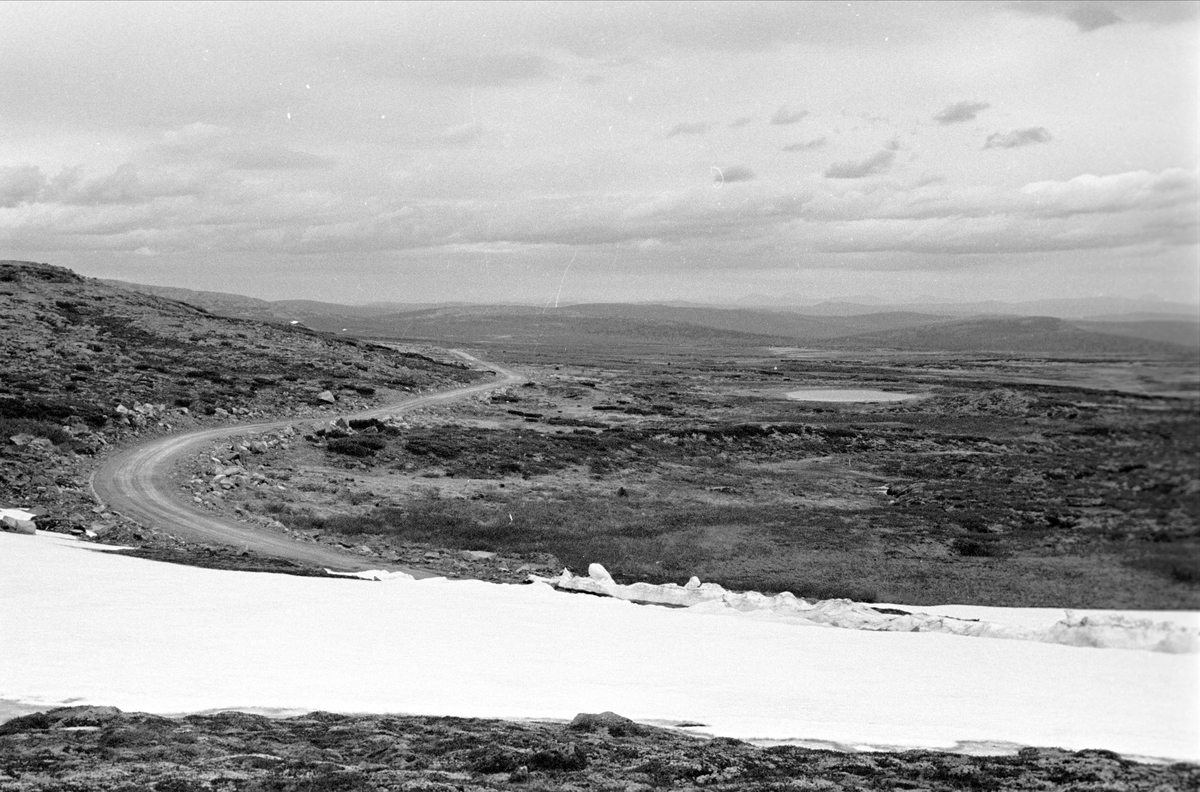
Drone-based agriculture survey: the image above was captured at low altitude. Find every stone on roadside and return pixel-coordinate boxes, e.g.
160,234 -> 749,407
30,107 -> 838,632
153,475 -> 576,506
461,550 -> 497,562
587,562 -> 615,585
1,509 -> 37,535
317,390 -> 336,404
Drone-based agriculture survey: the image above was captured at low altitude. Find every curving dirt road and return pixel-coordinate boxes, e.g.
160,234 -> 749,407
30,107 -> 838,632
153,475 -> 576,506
91,351 -> 523,574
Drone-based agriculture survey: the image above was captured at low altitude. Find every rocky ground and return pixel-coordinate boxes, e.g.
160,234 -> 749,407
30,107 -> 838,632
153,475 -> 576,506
0,259 -> 481,562
2,706 -> 1196,792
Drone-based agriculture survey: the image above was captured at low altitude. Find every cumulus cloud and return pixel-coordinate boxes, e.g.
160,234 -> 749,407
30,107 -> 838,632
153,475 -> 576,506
1020,168 -> 1198,217
984,127 -> 1053,149
0,162 -> 211,208
770,106 -> 807,125
934,101 -> 990,125
783,138 -> 827,152
666,122 -> 713,138
796,166 -> 1198,257
825,149 -> 896,179
713,165 -> 756,183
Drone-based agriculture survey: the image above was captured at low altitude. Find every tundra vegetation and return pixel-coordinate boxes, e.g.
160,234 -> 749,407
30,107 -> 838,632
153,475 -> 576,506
212,344 -> 1199,609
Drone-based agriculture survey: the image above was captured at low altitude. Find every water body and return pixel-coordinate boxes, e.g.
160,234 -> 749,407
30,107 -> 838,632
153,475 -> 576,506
785,389 -> 921,403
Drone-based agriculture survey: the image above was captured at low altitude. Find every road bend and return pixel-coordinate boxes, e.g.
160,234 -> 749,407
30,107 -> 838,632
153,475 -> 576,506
91,351 -> 524,574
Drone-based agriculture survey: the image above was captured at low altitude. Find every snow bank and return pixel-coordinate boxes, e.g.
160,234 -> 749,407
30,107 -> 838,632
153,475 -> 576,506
542,565 -> 1200,654
2,532 -> 1197,762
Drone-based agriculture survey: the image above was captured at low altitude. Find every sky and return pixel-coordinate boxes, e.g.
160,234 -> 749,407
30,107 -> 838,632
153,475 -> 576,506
0,1 -> 1196,306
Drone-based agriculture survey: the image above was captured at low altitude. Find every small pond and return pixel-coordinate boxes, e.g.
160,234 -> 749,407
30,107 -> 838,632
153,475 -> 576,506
785,389 -> 922,403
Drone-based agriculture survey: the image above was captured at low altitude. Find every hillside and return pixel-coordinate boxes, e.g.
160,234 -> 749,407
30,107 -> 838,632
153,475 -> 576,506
1073,319 -> 1200,348
291,304 -> 788,348
100,281 -> 1199,356
0,260 -> 480,537
103,279 -> 462,322
827,315 -> 1194,356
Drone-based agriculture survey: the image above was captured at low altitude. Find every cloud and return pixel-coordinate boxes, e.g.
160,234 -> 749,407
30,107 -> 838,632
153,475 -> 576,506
770,106 -> 807,125
1020,168 -> 1198,217
934,101 -> 990,125
784,138 -> 827,152
1009,1 -> 1123,32
0,165 -> 46,207
824,150 -> 896,179
439,122 -> 485,146
354,50 -> 553,87
984,127 -> 1053,149
730,116 -> 754,128
152,123 -> 335,170
796,167 -> 1198,257
0,162 -> 208,208
713,165 -> 756,183
666,122 -> 713,138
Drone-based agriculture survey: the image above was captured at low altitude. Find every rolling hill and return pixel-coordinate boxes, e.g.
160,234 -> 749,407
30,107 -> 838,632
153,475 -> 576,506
104,278 -> 1197,356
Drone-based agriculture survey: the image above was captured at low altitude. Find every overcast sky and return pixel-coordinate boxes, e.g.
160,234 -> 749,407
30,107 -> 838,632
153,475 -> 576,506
1,1 -> 1196,305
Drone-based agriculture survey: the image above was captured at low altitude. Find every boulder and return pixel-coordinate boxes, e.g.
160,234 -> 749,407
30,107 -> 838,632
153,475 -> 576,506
317,390 -> 336,404
587,563 -> 615,585
1,508 -> 37,535
461,550 -> 497,562
568,711 -> 641,737
9,434 -> 35,446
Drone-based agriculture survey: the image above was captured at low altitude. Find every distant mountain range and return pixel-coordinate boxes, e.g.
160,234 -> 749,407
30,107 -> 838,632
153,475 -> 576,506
735,293 -> 1199,320
105,280 -> 1199,356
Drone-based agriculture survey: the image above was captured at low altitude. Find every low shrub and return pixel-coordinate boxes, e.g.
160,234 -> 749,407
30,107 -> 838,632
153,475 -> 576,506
0,417 -> 72,445
951,537 -> 995,557
327,438 -> 380,457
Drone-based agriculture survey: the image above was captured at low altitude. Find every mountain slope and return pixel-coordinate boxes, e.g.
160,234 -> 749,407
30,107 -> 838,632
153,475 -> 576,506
0,260 -> 480,536
826,315 -> 1193,355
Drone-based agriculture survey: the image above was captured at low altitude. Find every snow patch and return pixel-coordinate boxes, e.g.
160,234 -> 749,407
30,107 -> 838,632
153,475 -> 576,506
2,532 -> 1196,761
541,565 -> 1200,654
325,568 -> 417,582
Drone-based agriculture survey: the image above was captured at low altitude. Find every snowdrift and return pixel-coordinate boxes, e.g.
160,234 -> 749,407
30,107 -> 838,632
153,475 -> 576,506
2,532 -> 1197,762
541,564 -> 1200,654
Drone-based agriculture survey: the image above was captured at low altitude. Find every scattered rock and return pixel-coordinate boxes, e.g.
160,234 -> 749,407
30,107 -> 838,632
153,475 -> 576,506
569,711 -> 642,736
461,550 -> 497,562
587,562 -> 615,585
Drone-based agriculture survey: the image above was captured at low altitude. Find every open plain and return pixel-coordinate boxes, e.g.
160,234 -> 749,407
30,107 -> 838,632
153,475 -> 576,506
187,340 -> 1200,610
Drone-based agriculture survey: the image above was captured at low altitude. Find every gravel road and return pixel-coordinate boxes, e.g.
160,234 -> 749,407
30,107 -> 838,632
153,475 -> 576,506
91,351 -> 523,574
